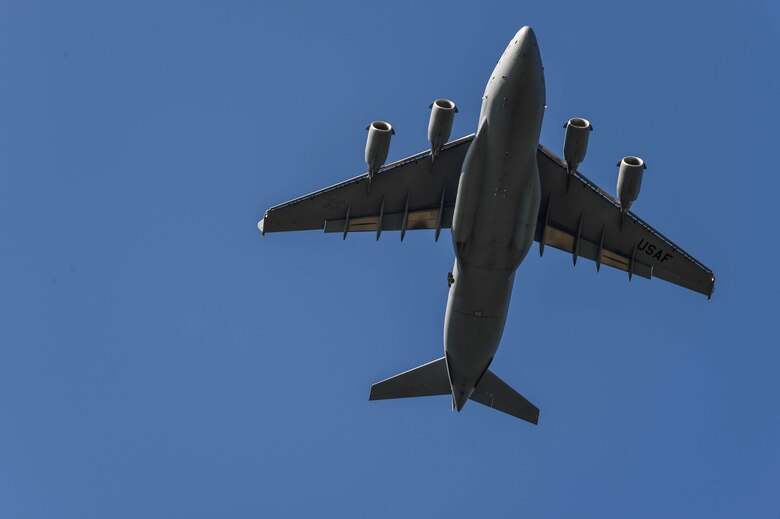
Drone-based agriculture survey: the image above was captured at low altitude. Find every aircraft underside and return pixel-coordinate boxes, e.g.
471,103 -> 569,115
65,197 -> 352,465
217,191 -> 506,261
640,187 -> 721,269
259,25 -> 714,423
443,26 -> 545,414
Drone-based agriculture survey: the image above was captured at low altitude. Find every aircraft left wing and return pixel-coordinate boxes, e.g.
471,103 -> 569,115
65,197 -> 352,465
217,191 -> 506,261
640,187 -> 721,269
534,145 -> 715,298
258,135 -> 474,240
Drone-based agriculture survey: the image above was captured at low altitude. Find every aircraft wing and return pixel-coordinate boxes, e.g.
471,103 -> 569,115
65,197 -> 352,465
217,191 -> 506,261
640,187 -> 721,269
534,145 -> 715,298
258,135 -> 474,240
258,134 -> 713,297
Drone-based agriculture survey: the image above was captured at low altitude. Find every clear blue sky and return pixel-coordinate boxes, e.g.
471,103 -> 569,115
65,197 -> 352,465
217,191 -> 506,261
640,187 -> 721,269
1,1 -> 779,517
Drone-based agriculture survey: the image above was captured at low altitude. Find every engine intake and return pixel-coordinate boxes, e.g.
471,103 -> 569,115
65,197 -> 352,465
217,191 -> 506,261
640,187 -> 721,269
616,156 -> 647,213
562,117 -> 592,174
365,121 -> 394,178
428,99 -> 457,162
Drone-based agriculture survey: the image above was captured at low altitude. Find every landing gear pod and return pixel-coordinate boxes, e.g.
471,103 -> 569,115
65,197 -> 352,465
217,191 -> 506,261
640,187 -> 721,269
365,121 -> 394,179
616,156 -> 647,213
562,117 -> 592,174
428,99 -> 457,162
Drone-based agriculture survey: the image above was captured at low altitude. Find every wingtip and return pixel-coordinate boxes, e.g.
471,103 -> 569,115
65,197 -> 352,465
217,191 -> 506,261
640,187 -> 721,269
708,273 -> 716,300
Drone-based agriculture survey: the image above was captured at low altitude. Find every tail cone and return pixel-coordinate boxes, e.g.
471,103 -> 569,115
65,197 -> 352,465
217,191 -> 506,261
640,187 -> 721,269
454,390 -> 469,412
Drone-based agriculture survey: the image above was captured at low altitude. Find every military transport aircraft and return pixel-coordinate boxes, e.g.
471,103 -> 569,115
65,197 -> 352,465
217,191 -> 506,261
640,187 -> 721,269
258,26 -> 714,424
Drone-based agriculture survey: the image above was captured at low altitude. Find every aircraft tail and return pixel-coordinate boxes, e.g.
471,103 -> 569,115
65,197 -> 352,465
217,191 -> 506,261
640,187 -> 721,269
369,357 -> 451,400
470,369 -> 539,424
369,358 -> 539,424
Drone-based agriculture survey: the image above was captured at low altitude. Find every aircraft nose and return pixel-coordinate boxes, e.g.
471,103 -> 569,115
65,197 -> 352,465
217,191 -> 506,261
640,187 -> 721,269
517,25 -> 536,41
515,26 -> 541,64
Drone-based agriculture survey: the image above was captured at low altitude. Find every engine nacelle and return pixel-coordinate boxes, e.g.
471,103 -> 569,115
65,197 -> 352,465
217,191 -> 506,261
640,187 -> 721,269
562,117 -> 592,173
365,121 -> 394,178
428,99 -> 457,161
616,156 -> 647,213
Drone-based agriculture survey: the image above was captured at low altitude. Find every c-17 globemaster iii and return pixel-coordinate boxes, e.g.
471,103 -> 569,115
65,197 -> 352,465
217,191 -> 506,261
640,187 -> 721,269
258,26 -> 714,424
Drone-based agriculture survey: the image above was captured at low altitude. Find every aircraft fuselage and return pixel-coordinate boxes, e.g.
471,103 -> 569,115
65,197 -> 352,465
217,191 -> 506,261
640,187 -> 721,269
445,27 -> 546,410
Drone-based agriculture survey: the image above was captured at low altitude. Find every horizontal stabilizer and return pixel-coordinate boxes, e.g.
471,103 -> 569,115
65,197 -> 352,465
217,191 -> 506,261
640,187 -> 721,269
470,370 -> 539,424
369,357 -> 451,400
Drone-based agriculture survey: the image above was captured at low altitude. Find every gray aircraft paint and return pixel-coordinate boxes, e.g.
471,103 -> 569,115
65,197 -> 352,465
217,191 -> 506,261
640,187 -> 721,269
445,26 -> 545,411
258,25 -> 714,422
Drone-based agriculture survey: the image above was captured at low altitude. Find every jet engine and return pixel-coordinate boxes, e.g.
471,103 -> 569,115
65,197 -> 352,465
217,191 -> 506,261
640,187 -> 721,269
616,156 -> 646,213
428,99 -> 457,162
365,121 -> 394,178
562,117 -> 592,174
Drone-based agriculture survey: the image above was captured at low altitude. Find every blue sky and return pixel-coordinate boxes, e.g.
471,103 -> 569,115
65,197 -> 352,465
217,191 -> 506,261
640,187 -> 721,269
1,1 -> 779,517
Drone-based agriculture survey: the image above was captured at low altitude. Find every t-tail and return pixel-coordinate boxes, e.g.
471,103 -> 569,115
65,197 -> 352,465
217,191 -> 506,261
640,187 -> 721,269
369,357 -> 539,424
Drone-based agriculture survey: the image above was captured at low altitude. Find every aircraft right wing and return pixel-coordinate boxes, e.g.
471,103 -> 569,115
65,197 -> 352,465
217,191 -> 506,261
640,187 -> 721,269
259,135 -> 474,240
